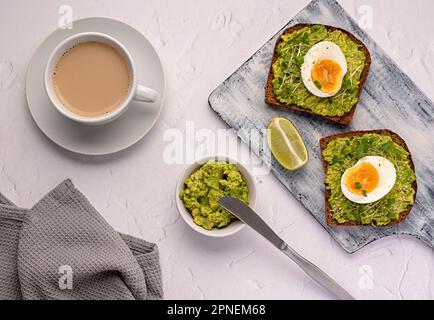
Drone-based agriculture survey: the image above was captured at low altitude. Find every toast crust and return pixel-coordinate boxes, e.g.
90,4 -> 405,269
319,129 -> 417,226
265,24 -> 371,125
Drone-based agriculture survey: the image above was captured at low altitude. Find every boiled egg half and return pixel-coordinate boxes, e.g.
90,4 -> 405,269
301,41 -> 347,97
341,156 -> 396,204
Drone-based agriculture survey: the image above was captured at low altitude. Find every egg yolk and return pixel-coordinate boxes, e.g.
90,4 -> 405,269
311,59 -> 343,93
345,162 -> 379,195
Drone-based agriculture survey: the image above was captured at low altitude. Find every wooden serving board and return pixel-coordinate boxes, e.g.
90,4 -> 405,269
208,0 -> 434,253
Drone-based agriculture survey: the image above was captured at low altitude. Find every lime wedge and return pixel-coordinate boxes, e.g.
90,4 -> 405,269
267,117 -> 308,171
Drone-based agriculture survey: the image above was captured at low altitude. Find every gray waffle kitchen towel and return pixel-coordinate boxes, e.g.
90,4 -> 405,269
0,196 -> 25,300
0,179 -> 163,300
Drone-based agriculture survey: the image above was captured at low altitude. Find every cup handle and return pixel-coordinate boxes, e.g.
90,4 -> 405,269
133,84 -> 159,103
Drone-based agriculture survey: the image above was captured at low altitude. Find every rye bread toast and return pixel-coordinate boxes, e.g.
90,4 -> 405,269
319,129 -> 417,226
265,24 -> 371,125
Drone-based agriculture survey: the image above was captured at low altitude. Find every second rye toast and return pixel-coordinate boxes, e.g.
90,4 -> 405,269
320,130 -> 417,227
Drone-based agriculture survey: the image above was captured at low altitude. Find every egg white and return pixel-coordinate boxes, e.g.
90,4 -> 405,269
301,41 -> 347,97
341,156 -> 396,204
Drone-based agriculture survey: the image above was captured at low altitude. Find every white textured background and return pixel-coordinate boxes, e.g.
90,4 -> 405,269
0,0 -> 433,299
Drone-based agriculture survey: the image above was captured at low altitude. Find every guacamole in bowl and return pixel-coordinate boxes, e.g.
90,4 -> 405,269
179,160 -> 250,230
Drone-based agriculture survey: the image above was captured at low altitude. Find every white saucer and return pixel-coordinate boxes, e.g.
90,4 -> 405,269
26,17 -> 165,155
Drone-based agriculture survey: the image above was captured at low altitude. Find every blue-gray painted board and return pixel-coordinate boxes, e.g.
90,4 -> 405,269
208,0 -> 434,253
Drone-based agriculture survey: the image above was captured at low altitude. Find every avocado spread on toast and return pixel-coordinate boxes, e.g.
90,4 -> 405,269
322,134 -> 416,225
179,161 -> 249,230
272,25 -> 367,117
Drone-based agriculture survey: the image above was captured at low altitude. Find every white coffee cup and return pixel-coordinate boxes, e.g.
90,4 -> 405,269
45,32 -> 158,125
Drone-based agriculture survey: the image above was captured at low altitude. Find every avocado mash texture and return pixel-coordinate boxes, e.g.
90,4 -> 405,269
322,134 -> 416,225
272,25 -> 367,117
179,161 -> 249,230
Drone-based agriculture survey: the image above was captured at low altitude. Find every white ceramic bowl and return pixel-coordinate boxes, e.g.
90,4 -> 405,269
176,155 -> 257,238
